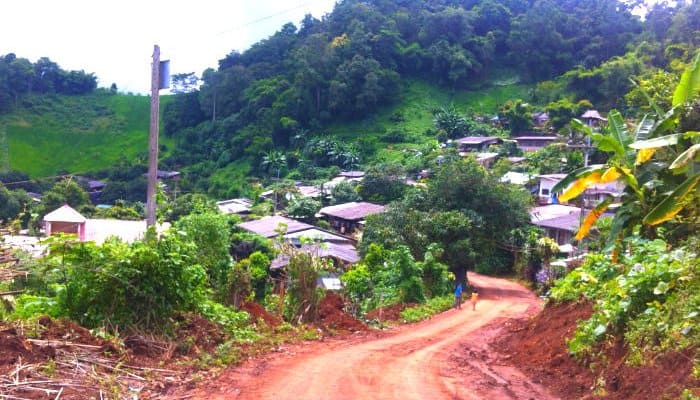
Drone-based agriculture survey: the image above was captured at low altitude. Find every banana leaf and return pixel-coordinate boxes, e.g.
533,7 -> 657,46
575,197 -> 613,241
629,133 -> 681,149
600,166 -> 626,183
570,118 -> 593,137
633,114 -> 655,141
643,174 -> 700,226
559,171 -> 602,202
551,165 -> 605,194
669,143 -> 700,170
607,110 -> 631,148
593,134 -> 626,159
672,52 -> 700,107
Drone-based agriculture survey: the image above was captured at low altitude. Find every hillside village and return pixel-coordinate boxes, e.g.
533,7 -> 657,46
1,0 -> 699,398
6,108 -> 612,276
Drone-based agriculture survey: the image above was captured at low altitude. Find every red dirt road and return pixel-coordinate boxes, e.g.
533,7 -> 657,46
189,273 -> 559,400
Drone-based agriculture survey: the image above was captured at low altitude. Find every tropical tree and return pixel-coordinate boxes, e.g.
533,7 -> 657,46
330,180 -> 361,204
286,196 -> 321,223
38,178 -> 90,218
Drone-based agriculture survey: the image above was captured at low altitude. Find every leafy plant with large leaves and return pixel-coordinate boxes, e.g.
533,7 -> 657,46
553,52 -> 700,254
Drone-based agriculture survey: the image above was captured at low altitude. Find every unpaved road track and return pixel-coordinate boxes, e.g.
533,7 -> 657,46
187,273 -> 559,400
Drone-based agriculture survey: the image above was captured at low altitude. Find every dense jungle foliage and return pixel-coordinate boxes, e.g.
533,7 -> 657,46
0,3 -> 699,394
1,0 -> 699,200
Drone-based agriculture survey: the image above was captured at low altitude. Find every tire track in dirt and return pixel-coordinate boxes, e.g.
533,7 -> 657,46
185,273 -> 559,400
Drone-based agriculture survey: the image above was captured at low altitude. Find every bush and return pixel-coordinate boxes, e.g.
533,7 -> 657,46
55,230 -> 208,330
550,239 -> 700,362
175,212 -> 234,300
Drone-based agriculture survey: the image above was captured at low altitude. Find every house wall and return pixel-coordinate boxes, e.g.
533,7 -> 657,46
538,179 -> 560,204
327,217 -> 360,234
547,228 -> 573,245
46,221 -> 85,240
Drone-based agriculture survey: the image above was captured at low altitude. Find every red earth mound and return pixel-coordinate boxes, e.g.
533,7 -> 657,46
317,290 -> 367,333
365,303 -> 416,321
241,301 -> 281,327
492,300 -> 700,399
172,312 -> 226,354
39,316 -> 107,346
0,326 -> 55,369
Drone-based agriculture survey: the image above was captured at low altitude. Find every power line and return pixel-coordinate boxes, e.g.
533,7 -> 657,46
0,174 -> 80,187
217,1 -> 319,36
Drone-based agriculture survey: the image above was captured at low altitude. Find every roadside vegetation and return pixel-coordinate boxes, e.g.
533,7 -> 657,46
0,0 -> 699,397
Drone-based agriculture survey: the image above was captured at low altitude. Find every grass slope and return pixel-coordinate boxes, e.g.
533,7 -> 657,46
1,80 -> 530,179
2,92 -> 173,178
326,79 -> 532,164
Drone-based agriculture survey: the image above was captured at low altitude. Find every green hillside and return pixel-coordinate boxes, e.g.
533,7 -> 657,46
0,80 -> 524,180
1,92 -> 173,177
328,79 -> 531,138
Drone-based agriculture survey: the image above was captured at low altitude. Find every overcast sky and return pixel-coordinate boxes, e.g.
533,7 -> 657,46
1,0 -> 337,94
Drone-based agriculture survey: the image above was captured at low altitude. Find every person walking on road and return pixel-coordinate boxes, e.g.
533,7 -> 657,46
454,283 -> 463,309
470,289 -> 479,311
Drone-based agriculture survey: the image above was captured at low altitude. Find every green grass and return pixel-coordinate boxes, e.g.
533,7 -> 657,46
1,79 -> 531,178
2,92 -> 173,177
325,79 -> 533,164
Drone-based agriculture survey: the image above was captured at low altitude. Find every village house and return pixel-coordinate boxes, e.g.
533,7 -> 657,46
536,174 -> 568,205
44,204 -> 87,240
216,198 -> 253,215
453,136 -> 503,152
156,170 -> 181,180
475,152 -> 499,167
270,241 -> 360,271
506,156 -> 526,164
500,171 -> 534,185
318,201 -> 386,234
536,173 -> 624,208
338,170 -> 365,180
581,110 -> 607,127
581,181 -> 625,209
238,215 -> 360,273
43,204 -> 169,244
529,204 -> 582,248
238,215 -> 315,238
513,136 -> 560,152
531,112 -> 550,127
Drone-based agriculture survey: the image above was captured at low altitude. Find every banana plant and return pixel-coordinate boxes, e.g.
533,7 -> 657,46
552,52 -> 700,251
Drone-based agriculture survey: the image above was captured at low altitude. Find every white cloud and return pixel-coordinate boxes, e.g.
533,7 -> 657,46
1,0 -> 336,93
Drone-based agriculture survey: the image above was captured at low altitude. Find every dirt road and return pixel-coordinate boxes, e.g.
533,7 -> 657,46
190,273 -> 559,400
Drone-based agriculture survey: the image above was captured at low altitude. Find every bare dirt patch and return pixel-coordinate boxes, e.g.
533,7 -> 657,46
365,302 -> 416,321
317,290 -> 367,333
240,301 -> 281,327
491,300 -> 700,400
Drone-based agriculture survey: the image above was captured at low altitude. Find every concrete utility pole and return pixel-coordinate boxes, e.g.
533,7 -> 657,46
146,45 -> 161,227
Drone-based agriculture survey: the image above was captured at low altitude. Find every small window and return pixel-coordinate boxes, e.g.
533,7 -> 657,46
541,188 -> 550,196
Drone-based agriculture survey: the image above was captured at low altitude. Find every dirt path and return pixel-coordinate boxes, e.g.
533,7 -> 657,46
187,273 -> 559,400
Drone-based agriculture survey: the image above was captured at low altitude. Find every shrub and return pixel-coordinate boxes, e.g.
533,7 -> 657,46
550,239 -> 699,362
54,230 -> 208,330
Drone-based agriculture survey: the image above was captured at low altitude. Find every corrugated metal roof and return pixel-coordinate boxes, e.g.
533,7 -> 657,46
270,242 -> 360,269
284,228 -> 352,243
531,213 -> 581,232
454,136 -> 501,145
319,202 -> 386,221
238,216 -> 314,238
